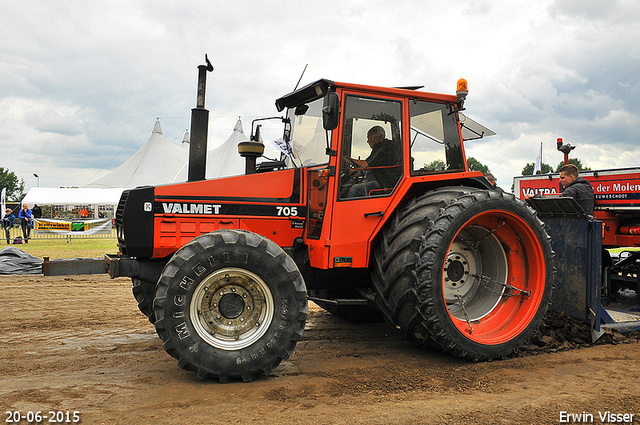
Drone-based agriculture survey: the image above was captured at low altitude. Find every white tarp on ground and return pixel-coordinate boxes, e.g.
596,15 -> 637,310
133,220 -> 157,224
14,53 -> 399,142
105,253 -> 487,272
85,120 -> 188,188
21,187 -> 126,206
0,247 -> 42,275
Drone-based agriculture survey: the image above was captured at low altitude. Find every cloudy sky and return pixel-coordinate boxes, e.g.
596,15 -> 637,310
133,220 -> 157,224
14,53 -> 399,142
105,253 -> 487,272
1,0 -> 639,192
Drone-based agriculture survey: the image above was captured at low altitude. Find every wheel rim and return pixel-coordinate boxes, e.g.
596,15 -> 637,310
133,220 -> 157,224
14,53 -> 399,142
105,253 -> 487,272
443,210 -> 546,345
444,226 -> 507,321
190,267 -> 274,351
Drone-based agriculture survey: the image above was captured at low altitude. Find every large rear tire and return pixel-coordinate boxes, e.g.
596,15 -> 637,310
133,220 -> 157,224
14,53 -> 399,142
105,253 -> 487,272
372,187 -> 554,361
132,278 -> 156,323
153,229 -> 308,382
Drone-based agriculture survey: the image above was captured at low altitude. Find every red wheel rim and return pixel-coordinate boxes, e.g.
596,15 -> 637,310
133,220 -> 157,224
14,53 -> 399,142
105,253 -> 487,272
442,210 -> 546,345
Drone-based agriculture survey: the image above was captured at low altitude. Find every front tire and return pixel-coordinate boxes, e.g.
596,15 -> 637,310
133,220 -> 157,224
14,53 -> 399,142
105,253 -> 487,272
154,229 -> 308,382
373,187 -> 554,361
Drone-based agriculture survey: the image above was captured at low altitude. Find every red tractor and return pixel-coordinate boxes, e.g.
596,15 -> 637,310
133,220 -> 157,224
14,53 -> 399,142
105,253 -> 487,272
58,70 -> 556,382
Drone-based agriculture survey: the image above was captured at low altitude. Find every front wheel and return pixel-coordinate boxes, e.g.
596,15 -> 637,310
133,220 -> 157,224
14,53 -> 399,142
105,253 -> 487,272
153,229 -> 308,382
373,187 -> 555,361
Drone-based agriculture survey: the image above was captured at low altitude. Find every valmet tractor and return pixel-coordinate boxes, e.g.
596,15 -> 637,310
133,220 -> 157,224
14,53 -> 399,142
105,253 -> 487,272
48,64 -> 556,382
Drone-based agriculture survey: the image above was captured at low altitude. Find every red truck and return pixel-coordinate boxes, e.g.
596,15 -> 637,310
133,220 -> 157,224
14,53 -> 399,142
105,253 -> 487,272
514,155 -> 640,306
514,167 -> 640,247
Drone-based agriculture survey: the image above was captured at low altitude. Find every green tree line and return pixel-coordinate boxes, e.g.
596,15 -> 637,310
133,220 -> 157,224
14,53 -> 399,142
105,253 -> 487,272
0,167 -> 25,201
521,158 -> 590,175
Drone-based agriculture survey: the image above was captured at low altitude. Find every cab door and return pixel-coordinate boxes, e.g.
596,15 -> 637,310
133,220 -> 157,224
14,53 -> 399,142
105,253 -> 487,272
327,94 -> 405,268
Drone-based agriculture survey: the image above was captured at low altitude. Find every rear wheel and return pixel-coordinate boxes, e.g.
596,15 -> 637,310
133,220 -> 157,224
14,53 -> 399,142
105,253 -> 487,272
132,278 -> 156,323
372,187 -> 554,360
153,229 -> 308,382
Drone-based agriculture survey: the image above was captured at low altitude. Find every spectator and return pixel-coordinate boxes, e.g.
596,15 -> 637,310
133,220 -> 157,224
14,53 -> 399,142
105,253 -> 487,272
2,208 -> 15,244
32,204 -> 42,219
18,204 -> 33,243
79,207 -> 89,218
525,164 -> 594,215
483,172 -> 503,192
558,164 -> 595,215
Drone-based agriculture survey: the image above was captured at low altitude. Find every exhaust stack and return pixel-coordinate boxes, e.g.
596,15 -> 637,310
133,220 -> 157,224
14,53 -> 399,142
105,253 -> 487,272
188,55 -> 214,182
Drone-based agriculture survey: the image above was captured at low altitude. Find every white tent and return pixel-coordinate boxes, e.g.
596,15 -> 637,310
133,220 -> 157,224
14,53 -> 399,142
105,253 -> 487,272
85,120 -> 188,188
206,118 -> 249,179
86,118 -> 279,189
173,118 -> 268,180
21,187 -> 125,206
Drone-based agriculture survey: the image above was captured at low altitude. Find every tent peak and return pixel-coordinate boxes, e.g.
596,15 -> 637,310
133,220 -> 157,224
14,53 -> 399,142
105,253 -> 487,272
233,117 -> 244,134
181,130 -> 190,146
152,119 -> 163,134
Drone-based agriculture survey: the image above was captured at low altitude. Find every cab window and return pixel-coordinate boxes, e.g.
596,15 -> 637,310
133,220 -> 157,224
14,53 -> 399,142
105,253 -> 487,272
285,97 -> 331,167
409,101 -> 464,174
338,96 -> 403,199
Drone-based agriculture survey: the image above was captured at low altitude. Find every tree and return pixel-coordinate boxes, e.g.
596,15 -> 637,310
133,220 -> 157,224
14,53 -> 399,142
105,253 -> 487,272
521,162 -> 554,176
555,158 -> 590,172
422,159 -> 446,171
0,167 -> 25,201
467,157 -> 490,174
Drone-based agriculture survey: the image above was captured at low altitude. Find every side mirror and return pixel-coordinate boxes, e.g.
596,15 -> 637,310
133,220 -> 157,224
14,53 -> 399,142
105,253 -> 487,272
322,92 -> 340,130
294,105 -> 309,116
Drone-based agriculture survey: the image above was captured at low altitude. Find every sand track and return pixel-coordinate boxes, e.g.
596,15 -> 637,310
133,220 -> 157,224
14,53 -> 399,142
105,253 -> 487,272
1,275 -> 638,424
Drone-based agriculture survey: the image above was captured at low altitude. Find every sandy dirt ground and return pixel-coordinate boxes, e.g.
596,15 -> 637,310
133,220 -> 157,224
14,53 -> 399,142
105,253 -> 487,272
1,274 -> 639,425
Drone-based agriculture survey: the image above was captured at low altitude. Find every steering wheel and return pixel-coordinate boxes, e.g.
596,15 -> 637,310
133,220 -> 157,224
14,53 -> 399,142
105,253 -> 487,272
340,157 -> 365,193
343,156 -> 359,168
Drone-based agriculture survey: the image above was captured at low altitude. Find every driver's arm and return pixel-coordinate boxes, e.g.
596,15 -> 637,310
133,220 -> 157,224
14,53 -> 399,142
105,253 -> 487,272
342,156 -> 368,169
350,158 -> 368,168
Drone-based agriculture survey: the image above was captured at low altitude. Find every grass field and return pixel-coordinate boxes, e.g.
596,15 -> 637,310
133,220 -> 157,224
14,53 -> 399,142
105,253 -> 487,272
2,229 -> 638,262
2,234 -> 118,260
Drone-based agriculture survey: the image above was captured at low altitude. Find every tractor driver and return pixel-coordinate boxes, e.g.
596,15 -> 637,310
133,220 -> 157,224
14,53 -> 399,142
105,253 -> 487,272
345,126 -> 402,198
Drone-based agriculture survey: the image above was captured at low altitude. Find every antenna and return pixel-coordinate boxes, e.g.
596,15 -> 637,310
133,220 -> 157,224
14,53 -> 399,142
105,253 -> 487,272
293,64 -> 308,91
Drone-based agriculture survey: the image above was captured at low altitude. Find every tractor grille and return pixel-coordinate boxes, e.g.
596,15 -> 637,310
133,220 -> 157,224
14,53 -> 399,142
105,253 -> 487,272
114,186 -> 154,259
115,190 -> 129,254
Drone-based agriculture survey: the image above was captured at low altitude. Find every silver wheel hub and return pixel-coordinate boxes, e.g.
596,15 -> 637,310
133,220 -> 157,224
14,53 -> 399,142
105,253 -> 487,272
444,226 -> 508,321
190,268 -> 274,351
444,248 -> 477,302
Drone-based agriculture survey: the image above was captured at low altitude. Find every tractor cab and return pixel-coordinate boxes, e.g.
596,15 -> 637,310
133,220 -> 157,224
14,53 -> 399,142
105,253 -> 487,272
271,79 -> 479,269
275,79 -> 468,180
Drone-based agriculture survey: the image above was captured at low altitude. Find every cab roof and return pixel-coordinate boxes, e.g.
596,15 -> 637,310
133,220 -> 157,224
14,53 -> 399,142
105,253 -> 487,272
275,79 -> 459,112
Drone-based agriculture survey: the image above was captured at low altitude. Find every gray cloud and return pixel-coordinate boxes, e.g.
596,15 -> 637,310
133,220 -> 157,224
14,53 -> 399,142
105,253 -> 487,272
1,0 -> 638,192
